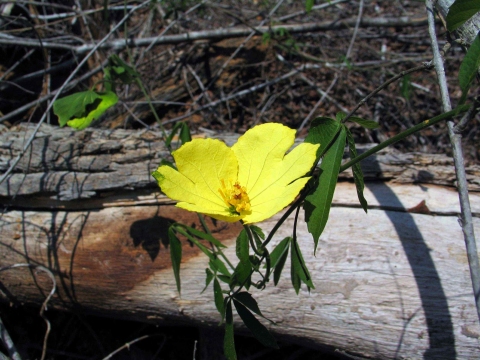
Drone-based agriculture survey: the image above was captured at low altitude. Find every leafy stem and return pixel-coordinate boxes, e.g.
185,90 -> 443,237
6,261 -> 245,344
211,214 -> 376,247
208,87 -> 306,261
340,104 -> 470,172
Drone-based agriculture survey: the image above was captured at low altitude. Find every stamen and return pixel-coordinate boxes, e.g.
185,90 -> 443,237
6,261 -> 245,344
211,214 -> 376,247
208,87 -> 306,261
219,180 -> 251,215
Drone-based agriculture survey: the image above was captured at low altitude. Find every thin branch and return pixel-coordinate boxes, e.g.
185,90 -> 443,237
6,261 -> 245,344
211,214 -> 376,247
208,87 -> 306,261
344,0 -> 364,61
0,1 -> 151,186
0,264 -> 57,360
426,0 -> 480,324
101,334 -> 165,360
343,63 -> 433,123
0,16 -> 431,54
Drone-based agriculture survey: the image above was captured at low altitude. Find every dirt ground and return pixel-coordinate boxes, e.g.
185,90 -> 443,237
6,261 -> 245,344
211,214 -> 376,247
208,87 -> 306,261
0,1 -> 478,359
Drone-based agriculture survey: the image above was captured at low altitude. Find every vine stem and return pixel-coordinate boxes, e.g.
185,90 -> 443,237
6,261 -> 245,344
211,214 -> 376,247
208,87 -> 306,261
426,0 -> 480,324
340,104 -> 470,172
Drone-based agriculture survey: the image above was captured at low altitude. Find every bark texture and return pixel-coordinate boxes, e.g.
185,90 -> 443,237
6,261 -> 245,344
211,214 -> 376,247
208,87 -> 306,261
1,123 -> 480,359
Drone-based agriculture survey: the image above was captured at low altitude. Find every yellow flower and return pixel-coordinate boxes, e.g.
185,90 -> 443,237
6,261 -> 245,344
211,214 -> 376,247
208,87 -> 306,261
152,123 -> 319,224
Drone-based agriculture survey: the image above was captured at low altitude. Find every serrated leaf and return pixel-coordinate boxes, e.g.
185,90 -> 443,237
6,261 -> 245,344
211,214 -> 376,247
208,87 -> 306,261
214,278 -> 225,318
305,117 -> 342,159
250,225 -> 265,240
349,117 -> 380,129
345,127 -> 368,213
446,0 -> 480,32
291,239 -> 314,292
233,300 -> 278,349
458,32 -> 480,104
168,227 -> 182,294
224,300 -> 236,360
54,90 -> 118,130
304,126 -> 347,250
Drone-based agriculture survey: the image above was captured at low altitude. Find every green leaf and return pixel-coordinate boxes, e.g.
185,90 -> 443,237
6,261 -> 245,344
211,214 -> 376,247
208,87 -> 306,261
345,127 -> 368,213
209,257 -> 231,277
202,268 -> 214,293
236,229 -> 250,264
458,32 -> 480,104
168,227 -> 182,294
231,261 -> 251,289
304,126 -> 347,250
174,226 -> 214,260
273,245 -> 289,286
233,300 -> 278,349
335,111 -> 346,122
166,122 -> 192,148
54,90 -> 118,130
349,117 -> 380,129
269,237 -> 291,268
214,278 -> 225,318
224,299 -> 237,360
180,224 -> 226,248
446,0 -> 480,32
250,225 -> 265,240
305,0 -> 314,13
107,54 -> 140,85
305,117 -> 342,159
400,74 -> 411,101
291,239 -> 314,293
233,292 -> 263,318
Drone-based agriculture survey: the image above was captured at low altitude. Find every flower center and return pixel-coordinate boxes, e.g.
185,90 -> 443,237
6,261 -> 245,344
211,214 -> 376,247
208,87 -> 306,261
219,180 -> 251,215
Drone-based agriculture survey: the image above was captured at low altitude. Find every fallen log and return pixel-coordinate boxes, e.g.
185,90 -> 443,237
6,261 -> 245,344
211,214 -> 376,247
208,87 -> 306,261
1,123 -> 479,359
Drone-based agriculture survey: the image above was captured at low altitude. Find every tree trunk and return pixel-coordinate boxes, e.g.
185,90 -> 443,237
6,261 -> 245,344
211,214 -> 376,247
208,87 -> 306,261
1,123 -> 479,359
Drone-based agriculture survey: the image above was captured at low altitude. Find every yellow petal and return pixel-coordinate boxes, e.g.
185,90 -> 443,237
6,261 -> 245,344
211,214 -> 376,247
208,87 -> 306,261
232,123 -> 296,198
241,141 -> 318,224
153,138 -> 239,217
232,124 -> 319,219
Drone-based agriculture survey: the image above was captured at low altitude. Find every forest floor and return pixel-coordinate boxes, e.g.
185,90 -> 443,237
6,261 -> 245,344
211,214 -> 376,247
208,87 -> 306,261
0,0 -> 478,359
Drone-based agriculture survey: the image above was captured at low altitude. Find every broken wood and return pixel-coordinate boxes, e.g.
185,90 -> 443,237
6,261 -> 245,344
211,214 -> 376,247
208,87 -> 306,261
1,123 -> 479,359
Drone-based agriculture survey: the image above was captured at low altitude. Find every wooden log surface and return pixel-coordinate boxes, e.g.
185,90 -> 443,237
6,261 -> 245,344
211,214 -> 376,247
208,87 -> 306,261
1,123 -> 480,358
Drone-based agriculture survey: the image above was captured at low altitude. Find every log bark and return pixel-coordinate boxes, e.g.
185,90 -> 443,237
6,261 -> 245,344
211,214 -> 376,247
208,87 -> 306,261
1,123 -> 480,359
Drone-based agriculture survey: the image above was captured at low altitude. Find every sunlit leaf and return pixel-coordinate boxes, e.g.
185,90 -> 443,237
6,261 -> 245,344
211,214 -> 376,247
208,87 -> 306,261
168,227 -> 182,294
180,224 -> 226,248
269,237 -> 291,268
446,0 -> 480,32
345,127 -> 368,213
233,300 -> 278,349
236,229 -> 250,263
305,117 -> 342,159
304,126 -> 347,250
54,90 -> 118,130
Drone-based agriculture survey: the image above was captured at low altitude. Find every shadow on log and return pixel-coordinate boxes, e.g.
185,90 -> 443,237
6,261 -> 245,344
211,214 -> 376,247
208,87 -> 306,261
1,123 -> 479,359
